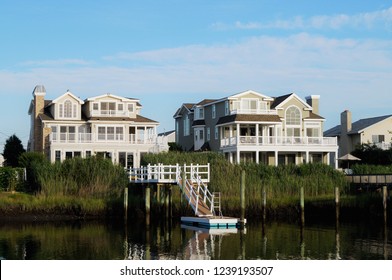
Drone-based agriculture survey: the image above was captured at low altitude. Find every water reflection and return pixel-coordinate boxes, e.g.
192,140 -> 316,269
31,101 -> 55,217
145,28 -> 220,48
0,218 -> 391,260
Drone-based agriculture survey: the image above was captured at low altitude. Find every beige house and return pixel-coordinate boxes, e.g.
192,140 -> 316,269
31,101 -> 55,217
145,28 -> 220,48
174,90 -> 338,167
324,110 -> 392,156
28,85 -> 168,168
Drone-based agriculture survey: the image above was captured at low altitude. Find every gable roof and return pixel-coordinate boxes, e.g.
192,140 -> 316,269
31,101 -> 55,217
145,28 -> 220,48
50,91 -> 84,105
228,90 -> 274,101
173,103 -> 195,118
271,93 -> 312,110
324,114 -> 392,137
86,93 -> 140,104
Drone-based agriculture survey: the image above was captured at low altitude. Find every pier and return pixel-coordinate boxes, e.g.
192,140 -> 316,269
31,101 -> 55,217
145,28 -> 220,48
128,163 -> 245,228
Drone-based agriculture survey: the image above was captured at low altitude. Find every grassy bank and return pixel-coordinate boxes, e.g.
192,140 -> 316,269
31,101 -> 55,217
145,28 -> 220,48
0,155 -> 128,218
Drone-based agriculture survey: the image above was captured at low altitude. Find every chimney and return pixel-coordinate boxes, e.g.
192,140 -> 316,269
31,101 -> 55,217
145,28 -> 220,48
341,110 -> 352,133
305,95 -> 320,115
32,85 -> 46,152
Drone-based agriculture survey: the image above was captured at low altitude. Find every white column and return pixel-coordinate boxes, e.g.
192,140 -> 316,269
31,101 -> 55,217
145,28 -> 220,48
306,151 -> 310,163
256,151 -> 259,163
237,150 -> 240,164
256,123 -> 259,145
274,151 -> 278,166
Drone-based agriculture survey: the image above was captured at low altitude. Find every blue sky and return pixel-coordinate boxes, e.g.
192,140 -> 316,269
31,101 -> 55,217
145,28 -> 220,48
1,0 -> 392,150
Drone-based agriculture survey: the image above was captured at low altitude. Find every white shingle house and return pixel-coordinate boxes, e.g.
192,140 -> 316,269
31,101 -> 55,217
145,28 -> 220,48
28,85 -> 168,168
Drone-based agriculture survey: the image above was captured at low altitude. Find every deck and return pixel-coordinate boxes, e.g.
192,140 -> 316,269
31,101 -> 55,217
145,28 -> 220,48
346,174 -> 392,189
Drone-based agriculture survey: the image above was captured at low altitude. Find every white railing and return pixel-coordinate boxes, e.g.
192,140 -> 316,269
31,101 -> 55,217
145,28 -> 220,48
129,163 -> 210,184
230,108 -> 277,115
375,142 -> 391,150
221,136 -> 337,147
50,133 -> 160,144
91,109 -> 131,118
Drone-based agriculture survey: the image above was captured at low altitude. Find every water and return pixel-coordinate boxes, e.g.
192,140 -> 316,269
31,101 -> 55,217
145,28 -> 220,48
0,218 -> 391,260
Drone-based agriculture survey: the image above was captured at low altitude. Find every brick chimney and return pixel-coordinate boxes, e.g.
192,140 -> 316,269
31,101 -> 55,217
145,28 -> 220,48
305,95 -> 320,115
340,110 -> 352,156
32,85 -> 46,152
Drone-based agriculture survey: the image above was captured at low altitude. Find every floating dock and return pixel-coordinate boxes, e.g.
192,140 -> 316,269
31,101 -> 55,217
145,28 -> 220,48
181,216 -> 246,229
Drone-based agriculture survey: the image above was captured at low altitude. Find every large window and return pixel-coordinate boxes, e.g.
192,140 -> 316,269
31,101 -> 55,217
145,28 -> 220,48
286,106 -> 301,125
59,100 -> 77,118
212,104 -> 216,119
285,106 -> 301,138
97,126 -> 124,141
183,115 -> 190,136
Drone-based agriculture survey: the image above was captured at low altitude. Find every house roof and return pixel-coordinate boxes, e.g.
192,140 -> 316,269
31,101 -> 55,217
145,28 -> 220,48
192,120 -> 206,126
216,114 -> 282,125
196,99 -> 217,106
89,114 -> 158,123
324,114 -> 392,137
158,130 -> 175,137
304,112 -> 325,120
270,94 -> 292,109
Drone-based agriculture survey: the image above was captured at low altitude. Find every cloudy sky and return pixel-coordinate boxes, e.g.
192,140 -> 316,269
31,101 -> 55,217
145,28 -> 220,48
1,0 -> 392,150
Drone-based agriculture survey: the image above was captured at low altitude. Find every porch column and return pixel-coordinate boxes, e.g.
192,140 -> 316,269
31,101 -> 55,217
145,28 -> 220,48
256,123 -> 259,145
237,150 -> 240,164
229,152 -> 233,163
236,123 -> 240,139
305,151 -> 310,163
256,151 -> 259,163
274,151 -> 278,166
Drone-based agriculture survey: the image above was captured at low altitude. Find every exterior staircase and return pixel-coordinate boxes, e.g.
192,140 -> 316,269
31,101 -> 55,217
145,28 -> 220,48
177,170 -> 222,218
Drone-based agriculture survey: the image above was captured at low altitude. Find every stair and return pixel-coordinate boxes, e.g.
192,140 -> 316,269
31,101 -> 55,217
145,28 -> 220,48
177,179 -> 215,217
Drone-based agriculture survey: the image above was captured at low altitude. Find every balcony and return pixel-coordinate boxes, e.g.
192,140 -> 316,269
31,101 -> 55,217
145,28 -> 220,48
90,110 -> 131,118
220,136 -> 337,148
230,108 -> 277,115
50,133 -> 160,144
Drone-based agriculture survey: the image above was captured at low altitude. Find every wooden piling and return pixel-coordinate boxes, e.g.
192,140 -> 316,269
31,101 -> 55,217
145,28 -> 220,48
165,186 -> 170,219
124,186 -> 128,222
335,186 -> 340,223
300,186 -> 305,226
145,184 -> 151,227
262,185 -> 267,222
240,170 -> 246,227
383,186 -> 388,211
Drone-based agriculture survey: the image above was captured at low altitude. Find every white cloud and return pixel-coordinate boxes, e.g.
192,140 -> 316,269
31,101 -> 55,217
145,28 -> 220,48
21,59 -> 91,67
212,6 -> 392,31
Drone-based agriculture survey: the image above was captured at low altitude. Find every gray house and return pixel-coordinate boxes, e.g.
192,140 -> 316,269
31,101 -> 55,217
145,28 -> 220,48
175,90 -> 338,166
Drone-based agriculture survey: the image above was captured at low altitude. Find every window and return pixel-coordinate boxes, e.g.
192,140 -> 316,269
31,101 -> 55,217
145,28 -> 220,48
59,104 -> 63,118
286,106 -> 301,125
86,151 -> 92,157
101,102 -> 115,114
93,103 -> 99,110
200,130 -> 204,140
212,105 -> 216,119
60,126 -> 76,142
128,103 -> 134,112
197,108 -> 204,119
184,115 -> 190,136
207,127 -> 210,141
372,135 -> 385,143
215,127 -> 219,140
225,101 -> 229,116
55,151 -> 61,162
118,104 -> 123,111
97,126 -> 124,141
64,100 -> 72,118
285,106 -> 301,138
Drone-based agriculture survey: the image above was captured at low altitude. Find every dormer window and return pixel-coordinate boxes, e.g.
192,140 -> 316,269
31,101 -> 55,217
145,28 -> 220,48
59,100 -> 77,119
128,103 -> 134,112
197,107 -> 204,119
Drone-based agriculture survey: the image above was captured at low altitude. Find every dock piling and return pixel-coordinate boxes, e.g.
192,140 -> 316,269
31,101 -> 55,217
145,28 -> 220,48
145,184 -> 151,227
124,186 -> 128,222
300,186 -> 305,226
240,170 -> 246,227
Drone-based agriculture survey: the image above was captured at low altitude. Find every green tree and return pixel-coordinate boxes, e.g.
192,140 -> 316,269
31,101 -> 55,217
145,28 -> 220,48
2,134 -> 26,167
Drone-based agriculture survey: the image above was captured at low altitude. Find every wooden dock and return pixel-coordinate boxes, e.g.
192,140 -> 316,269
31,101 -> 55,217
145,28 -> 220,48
346,174 -> 392,189
128,163 -> 244,226
181,216 -> 246,229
